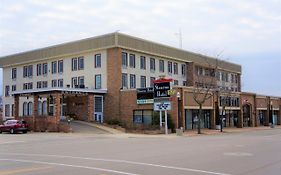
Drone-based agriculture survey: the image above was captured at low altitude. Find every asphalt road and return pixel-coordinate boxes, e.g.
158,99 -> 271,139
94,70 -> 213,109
0,129 -> 281,175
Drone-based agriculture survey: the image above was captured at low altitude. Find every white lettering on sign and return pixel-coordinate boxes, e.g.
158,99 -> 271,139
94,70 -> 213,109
154,101 -> 172,111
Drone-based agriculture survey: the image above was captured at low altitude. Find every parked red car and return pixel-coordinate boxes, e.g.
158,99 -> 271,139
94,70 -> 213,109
0,120 -> 28,134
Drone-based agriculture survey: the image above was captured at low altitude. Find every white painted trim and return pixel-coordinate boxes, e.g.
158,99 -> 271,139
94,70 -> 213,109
10,88 -> 107,95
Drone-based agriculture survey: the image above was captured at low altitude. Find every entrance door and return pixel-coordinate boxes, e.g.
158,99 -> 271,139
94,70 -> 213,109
243,104 -> 251,127
94,96 -> 103,123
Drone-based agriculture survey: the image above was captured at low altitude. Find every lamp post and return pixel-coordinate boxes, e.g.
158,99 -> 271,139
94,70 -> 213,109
270,101 -> 273,126
177,92 -> 181,129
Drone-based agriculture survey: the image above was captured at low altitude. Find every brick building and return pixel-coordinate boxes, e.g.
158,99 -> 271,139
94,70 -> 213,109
0,32 -> 280,131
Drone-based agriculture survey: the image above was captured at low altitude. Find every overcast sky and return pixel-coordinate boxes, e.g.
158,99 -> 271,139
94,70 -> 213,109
0,0 -> 280,96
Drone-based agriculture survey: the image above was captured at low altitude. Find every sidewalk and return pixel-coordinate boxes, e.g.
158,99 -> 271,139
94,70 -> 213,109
182,125 -> 281,137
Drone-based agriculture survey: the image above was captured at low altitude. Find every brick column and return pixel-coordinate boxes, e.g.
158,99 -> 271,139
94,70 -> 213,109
87,94 -> 94,122
265,97 -> 270,126
14,95 -> 19,120
54,92 -> 61,127
32,94 -> 39,130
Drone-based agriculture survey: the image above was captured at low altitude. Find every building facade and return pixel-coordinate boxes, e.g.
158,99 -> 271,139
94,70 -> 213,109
0,32 -> 280,131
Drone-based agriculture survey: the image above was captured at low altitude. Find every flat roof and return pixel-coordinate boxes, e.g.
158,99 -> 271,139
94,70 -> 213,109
0,32 -> 241,73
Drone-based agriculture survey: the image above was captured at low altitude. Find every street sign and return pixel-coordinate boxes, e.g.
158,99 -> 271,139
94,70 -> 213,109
154,101 -> 172,111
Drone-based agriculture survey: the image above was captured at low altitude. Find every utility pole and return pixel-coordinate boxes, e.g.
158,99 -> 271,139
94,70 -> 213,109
175,28 -> 182,49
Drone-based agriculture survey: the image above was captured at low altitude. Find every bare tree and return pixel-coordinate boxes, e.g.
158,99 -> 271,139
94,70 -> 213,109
192,58 -> 219,134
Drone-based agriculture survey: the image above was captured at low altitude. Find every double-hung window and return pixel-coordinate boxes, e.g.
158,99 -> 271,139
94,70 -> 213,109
95,74 -> 101,89
159,60 -> 164,72
52,61 -> 57,74
130,74 -> 136,89
78,76 -> 84,86
72,58 -> 78,71
37,64 -> 42,76
140,56 -> 146,70
72,77 -> 78,88
181,64 -> 186,76
23,66 -> 28,77
168,61 -> 172,74
95,54 -> 101,68
11,68 -> 17,79
28,65 -> 33,77
52,80 -> 57,87
122,73 -> 128,88
150,58 -> 155,71
129,54 -> 135,68
43,63 -> 48,75
78,56 -> 84,70
150,77 -> 155,87
140,76 -> 146,88
58,60 -> 63,73
58,79 -> 63,87
122,52 -> 128,68
174,63 -> 178,74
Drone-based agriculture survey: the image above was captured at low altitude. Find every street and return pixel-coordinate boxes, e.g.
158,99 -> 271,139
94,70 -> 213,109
0,129 -> 281,175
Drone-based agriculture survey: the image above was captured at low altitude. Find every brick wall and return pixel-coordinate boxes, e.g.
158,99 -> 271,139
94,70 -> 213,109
104,47 -> 122,122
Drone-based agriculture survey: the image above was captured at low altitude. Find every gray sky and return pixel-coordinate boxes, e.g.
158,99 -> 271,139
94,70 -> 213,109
0,0 -> 280,96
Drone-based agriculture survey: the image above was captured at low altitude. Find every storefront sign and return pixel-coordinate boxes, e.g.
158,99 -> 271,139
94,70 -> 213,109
137,99 -> 154,104
154,101 -> 172,111
154,82 -> 171,98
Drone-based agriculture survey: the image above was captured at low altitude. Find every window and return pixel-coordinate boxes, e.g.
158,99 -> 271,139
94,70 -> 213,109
197,67 -> 203,75
58,60 -> 63,73
140,56 -> 146,69
150,58 -> 155,71
38,101 -> 42,116
168,61 -> 173,74
37,64 -> 42,76
5,104 -> 10,117
150,77 -> 155,87
122,73 -> 128,88
95,54 -> 101,68
42,101 -> 48,115
95,74 -> 101,89
133,110 -> 153,125
12,85 -> 16,91
122,52 -> 128,68
42,63 -> 48,75
37,81 -> 42,89
23,66 -> 28,77
28,102 -> 33,116
78,76 -> 84,86
129,54 -> 135,68
78,56 -> 84,70
174,80 -> 178,85
72,58 -> 78,71
42,81 -> 47,88
159,60 -> 164,72
174,63 -> 178,74
23,102 -> 28,116
28,65 -> 33,77
140,76 -> 146,88
5,85 -> 10,97
23,83 -> 32,90
130,74 -> 136,89
183,81 -> 187,86
181,64 -> 186,76
12,68 -> 17,79
72,77 -> 78,88
58,79 -> 63,87
51,61 -> 57,74
52,80 -> 57,87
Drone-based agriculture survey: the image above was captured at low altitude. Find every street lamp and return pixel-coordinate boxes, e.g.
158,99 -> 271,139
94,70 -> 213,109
177,92 -> 181,129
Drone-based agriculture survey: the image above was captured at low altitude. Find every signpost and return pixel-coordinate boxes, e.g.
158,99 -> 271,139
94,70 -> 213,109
153,77 -> 173,134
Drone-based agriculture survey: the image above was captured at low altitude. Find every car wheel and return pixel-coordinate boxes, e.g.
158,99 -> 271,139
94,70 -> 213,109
0,130 -> 2,134
23,131 -> 27,134
10,129 -> 15,134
